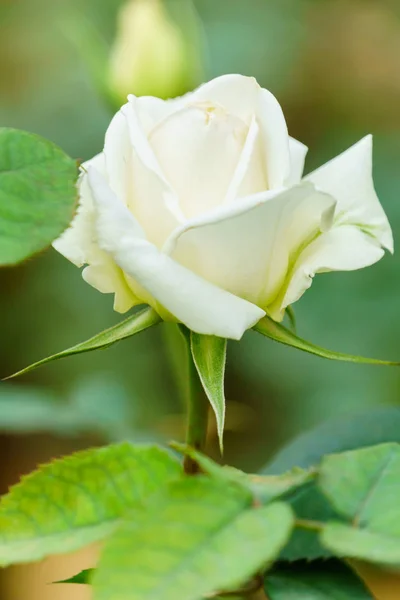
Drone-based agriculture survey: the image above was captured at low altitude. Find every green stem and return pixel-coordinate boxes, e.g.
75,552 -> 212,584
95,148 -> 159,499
179,325 -> 209,474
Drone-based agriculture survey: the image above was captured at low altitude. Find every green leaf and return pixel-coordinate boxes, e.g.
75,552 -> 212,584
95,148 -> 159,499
255,315 -> 400,366
6,306 -> 161,379
265,560 -> 374,599
279,484 -> 338,562
190,332 -> 227,451
263,410 -> 400,562
0,128 -> 77,265
172,443 -> 314,504
0,442 -> 181,566
319,443 -> 400,525
321,523 -> 400,565
92,478 -> 294,600
56,568 -> 94,585
265,407 -> 400,474
317,443 -> 400,564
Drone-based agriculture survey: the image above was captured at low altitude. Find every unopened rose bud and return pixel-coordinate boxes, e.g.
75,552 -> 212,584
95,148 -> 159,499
108,0 -> 203,103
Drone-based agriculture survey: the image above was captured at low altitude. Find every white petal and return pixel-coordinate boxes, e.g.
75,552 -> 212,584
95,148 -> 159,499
149,103 -> 248,219
190,74 -> 260,123
256,88 -> 290,189
287,137 -> 308,185
87,168 -> 265,340
306,135 -> 393,252
269,225 -> 386,321
105,100 -> 183,247
165,182 -> 335,310
224,117 -> 267,203
53,154 -> 137,313
133,95 -> 175,134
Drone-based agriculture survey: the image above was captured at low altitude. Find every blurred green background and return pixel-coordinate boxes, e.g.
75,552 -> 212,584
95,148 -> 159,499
1,0 -> 400,596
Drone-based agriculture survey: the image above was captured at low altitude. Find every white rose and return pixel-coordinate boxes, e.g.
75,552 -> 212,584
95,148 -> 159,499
54,75 -> 393,340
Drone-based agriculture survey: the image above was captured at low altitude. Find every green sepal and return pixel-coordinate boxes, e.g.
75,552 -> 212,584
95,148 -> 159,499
255,315 -> 400,365
190,332 -> 227,452
55,568 -> 94,585
6,306 -> 161,379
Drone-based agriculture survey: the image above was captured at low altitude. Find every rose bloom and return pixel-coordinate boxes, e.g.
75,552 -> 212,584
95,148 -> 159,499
54,75 -> 392,339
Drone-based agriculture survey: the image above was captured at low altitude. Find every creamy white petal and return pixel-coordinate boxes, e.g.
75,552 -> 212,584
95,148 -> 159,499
306,135 -> 393,252
190,74 -> 260,123
165,182 -> 336,309
87,167 -> 265,339
105,100 -> 183,247
256,88 -> 290,189
133,95 -> 175,134
149,103 -> 248,219
269,225 -> 385,321
224,116 -> 267,203
53,154 -> 138,313
287,137 -> 308,185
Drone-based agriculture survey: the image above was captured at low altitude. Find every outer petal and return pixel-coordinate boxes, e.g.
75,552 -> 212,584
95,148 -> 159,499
164,182 -> 336,310
306,135 -> 393,252
53,154 -> 137,313
87,168 -> 265,340
269,225 -> 385,321
256,88 -> 290,189
286,137 -> 308,185
105,100 -> 183,248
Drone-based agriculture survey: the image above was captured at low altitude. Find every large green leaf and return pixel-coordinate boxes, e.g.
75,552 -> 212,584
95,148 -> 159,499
318,443 -> 400,564
255,315 -> 400,365
93,478 -> 294,600
190,332 -> 227,451
279,484 -> 338,562
321,523 -> 400,565
265,407 -> 400,474
265,560 -> 374,599
0,442 -> 181,566
0,127 -> 77,265
6,306 -> 161,379
263,409 -> 400,562
172,443 -> 313,504
319,443 -> 400,525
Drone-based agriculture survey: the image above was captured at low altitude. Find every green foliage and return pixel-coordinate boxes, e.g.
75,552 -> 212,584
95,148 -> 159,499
92,477 -> 294,600
190,332 -> 227,451
0,443 -> 181,565
264,409 -> 400,561
0,377 -> 137,440
279,484 -> 337,562
321,523 -> 400,565
255,315 -> 400,365
265,407 -> 400,474
6,307 -> 161,379
318,444 -> 400,564
0,128 -> 77,265
265,560 -> 374,599
172,443 -> 314,504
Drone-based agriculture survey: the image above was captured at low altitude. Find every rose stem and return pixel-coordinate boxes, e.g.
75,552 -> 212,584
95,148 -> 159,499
179,325 -> 209,474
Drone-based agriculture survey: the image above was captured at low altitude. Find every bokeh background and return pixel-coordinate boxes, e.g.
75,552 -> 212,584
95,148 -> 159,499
1,0 -> 400,598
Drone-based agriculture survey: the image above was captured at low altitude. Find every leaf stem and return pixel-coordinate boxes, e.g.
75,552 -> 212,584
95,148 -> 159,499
295,518 -> 324,531
179,326 -> 209,474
